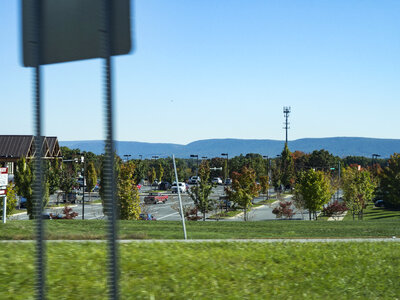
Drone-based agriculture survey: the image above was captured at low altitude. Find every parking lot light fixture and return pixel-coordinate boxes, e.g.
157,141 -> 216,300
123,154 -> 131,162
221,153 -> 229,181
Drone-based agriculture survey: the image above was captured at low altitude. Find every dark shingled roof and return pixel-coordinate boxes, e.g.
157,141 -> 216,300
0,135 -> 33,158
0,135 -> 61,159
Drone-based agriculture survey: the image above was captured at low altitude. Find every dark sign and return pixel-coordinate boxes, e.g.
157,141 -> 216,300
22,0 -> 132,67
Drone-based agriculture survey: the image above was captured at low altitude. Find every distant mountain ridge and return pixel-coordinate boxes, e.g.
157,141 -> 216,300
59,137 -> 400,159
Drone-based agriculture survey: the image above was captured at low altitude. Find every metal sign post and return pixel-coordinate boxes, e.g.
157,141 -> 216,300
172,155 -> 187,240
2,195 -> 6,224
22,1 -> 133,298
0,168 -> 8,224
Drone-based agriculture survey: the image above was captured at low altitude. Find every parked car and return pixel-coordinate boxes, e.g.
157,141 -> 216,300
139,213 -> 156,221
144,193 -> 168,204
159,181 -> 171,191
171,182 -> 186,193
212,177 -> 223,185
224,178 -> 232,185
19,197 -> 27,208
152,180 -> 160,187
374,200 -> 385,208
188,176 -> 201,184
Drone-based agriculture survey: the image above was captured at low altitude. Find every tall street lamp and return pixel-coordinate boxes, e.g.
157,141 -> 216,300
221,153 -> 229,182
190,154 -> 199,176
123,154 -> 131,162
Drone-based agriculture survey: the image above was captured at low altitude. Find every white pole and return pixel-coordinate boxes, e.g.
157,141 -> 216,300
2,196 -> 6,224
172,155 -> 187,240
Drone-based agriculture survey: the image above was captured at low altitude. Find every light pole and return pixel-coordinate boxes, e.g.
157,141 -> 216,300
123,154 -> 131,162
79,154 -> 86,220
190,154 -> 199,176
221,153 -> 229,182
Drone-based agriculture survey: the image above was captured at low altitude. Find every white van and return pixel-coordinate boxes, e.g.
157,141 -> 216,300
171,182 -> 186,193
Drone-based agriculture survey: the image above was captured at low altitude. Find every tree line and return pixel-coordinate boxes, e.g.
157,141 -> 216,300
6,144 -> 398,220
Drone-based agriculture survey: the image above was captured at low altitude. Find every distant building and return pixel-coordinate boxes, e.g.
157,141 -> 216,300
0,135 -> 62,177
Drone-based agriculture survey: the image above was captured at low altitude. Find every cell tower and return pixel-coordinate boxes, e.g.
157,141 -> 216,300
283,106 -> 291,144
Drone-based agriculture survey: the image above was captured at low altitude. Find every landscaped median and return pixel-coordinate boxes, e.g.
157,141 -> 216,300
0,241 -> 399,299
1,219 -> 400,240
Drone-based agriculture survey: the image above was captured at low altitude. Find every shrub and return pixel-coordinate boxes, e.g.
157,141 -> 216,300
322,200 -> 348,217
272,201 -> 295,219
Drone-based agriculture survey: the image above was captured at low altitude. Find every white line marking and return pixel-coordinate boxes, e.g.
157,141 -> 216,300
157,212 -> 179,220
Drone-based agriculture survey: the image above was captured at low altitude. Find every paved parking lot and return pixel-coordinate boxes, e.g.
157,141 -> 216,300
10,186 -> 310,221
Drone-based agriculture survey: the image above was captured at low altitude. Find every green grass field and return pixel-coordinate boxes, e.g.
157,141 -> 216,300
1,219 -> 400,240
0,242 -> 399,299
343,204 -> 400,221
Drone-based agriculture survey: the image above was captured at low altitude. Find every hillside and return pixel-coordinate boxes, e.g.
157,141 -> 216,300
60,137 -> 400,158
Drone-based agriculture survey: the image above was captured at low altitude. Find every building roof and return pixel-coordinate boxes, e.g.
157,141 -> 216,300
0,135 -> 33,158
0,135 -> 61,160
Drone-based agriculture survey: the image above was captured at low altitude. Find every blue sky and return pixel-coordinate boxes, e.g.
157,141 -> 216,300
1,1 -> 400,144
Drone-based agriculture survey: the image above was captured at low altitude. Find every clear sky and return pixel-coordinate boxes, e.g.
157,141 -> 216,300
1,1 -> 400,144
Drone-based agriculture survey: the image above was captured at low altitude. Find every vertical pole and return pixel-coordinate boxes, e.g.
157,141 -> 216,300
32,0 -> 46,298
102,0 -> 118,299
173,155 -> 187,240
196,156 -> 199,177
337,161 -> 341,201
82,156 -> 85,220
2,196 -> 6,224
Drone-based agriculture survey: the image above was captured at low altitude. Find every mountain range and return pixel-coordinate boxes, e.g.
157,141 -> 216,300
59,137 -> 400,159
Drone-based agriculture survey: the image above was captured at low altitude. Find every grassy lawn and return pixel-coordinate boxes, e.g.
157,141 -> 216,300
0,242 -> 398,299
343,204 -> 400,221
1,219 -> 400,240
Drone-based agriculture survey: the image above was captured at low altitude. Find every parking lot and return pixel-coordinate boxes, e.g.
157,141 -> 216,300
9,185 -> 312,221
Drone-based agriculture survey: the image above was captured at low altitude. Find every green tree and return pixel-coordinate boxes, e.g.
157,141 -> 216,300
308,149 -> 337,170
14,158 -> 49,219
158,162 -> 164,183
59,168 -> 77,201
117,161 -> 141,220
225,166 -> 261,221
46,158 -> 61,195
148,167 -> 157,185
295,169 -> 332,220
86,161 -> 97,201
0,182 -> 18,218
342,167 -> 376,220
376,153 -> 400,208
187,161 -> 214,221
259,175 -> 269,197
271,159 -> 282,191
280,143 -> 295,189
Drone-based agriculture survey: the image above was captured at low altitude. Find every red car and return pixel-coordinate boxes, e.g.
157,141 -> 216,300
144,193 -> 168,204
